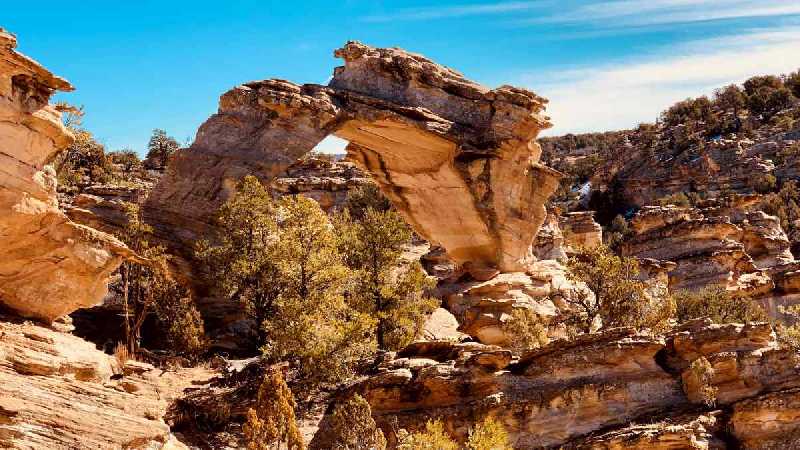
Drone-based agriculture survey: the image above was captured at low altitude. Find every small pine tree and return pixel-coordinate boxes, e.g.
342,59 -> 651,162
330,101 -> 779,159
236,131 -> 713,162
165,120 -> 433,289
243,369 -> 305,450
397,420 -> 459,450
145,129 -> 180,168
336,207 -> 437,351
466,417 -> 512,450
566,245 -> 673,333
327,395 -> 386,450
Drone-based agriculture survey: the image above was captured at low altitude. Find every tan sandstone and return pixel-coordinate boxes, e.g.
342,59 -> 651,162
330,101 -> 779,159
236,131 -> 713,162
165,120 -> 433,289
0,29 -> 130,322
145,41 -> 561,276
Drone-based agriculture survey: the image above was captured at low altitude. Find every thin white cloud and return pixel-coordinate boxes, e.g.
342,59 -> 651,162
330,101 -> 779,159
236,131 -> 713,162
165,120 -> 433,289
528,27 -> 800,136
361,1 -> 550,23
534,0 -> 800,26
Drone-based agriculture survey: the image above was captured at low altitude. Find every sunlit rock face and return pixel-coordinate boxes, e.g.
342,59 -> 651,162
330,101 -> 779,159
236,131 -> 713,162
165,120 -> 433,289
146,41 -> 560,274
0,29 -> 130,322
329,320 -> 800,449
621,198 -> 794,293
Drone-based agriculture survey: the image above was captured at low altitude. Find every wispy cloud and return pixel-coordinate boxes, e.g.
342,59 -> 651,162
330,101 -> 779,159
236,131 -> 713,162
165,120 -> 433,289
529,26 -> 800,135
531,0 -> 800,26
360,1 -> 550,23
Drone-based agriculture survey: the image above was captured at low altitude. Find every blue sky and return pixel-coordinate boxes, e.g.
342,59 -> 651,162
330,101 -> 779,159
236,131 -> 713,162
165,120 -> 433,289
5,1 -> 800,155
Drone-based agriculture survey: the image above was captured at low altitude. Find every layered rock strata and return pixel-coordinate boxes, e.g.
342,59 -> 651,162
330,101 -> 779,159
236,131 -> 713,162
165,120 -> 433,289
346,320 -> 800,449
146,41 -> 560,274
0,29 -> 130,322
270,156 -> 369,212
0,315 -> 214,449
621,199 -> 794,293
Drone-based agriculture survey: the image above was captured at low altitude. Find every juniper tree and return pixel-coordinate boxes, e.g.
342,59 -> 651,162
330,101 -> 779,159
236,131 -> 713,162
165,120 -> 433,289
335,207 -> 437,351
243,369 -> 305,450
145,129 -> 179,168
198,176 -> 375,383
326,395 -> 386,450
566,245 -> 674,333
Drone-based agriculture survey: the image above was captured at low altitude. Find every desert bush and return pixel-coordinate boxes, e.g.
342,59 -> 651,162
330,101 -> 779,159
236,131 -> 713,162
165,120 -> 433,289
107,149 -> 141,172
682,357 -> 718,407
501,308 -> 549,355
776,304 -> 800,352
566,245 -> 673,333
397,420 -> 459,450
243,369 -> 305,450
326,395 -> 386,450
673,287 -> 767,324
466,417 -> 512,450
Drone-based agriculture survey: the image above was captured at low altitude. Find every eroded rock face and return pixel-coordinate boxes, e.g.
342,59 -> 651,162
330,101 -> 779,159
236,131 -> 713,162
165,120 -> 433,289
270,156 -> 369,212
349,321 -> 800,449
0,316 -> 213,449
349,329 -> 684,448
621,200 -> 794,292
146,41 -> 560,273
0,29 -> 130,322
442,261 -> 591,345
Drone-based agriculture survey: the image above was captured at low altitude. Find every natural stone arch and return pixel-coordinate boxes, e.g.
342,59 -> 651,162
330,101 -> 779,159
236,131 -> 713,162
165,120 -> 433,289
146,41 -> 561,273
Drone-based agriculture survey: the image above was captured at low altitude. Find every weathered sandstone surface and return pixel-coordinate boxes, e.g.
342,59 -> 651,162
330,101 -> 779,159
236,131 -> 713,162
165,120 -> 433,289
613,130 -> 795,207
345,320 -> 800,449
270,156 -> 369,212
0,29 -> 130,322
441,262 -> 591,345
621,198 -> 794,293
0,315 -> 214,449
146,41 -> 561,275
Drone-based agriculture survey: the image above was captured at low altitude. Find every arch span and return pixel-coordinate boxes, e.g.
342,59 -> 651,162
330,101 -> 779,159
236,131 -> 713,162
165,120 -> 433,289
145,41 -> 561,273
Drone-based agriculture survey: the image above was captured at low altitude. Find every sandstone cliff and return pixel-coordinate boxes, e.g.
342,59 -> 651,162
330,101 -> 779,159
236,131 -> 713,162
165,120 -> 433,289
0,29 -> 131,322
621,198 -> 794,293
334,320 -> 800,449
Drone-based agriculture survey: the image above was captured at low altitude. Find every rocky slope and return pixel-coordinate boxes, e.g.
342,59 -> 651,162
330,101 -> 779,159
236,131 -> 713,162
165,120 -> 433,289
0,313 -> 215,449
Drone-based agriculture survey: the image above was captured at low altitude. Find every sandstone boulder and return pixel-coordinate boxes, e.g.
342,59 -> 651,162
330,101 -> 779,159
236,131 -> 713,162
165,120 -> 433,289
0,316 -> 214,449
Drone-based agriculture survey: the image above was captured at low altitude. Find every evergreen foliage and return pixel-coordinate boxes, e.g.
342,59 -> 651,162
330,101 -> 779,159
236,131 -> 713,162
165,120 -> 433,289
566,245 -> 675,333
673,287 -> 767,325
326,395 -> 386,450
243,369 -> 306,450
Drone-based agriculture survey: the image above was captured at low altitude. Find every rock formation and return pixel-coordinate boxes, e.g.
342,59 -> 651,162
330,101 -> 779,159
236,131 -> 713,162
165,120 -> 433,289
0,313 -> 214,449
340,320 -> 800,449
270,156 -> 369,212
0,29 -> 130,322
146,41 -> 561,275
621,197 -> 794,292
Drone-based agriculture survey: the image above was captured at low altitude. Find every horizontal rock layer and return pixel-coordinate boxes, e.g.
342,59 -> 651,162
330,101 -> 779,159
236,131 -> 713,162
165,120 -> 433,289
348,320 -> 800,449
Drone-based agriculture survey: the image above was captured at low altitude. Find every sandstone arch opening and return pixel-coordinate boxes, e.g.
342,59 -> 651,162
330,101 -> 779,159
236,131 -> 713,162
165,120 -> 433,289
145,42 -> 561,276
